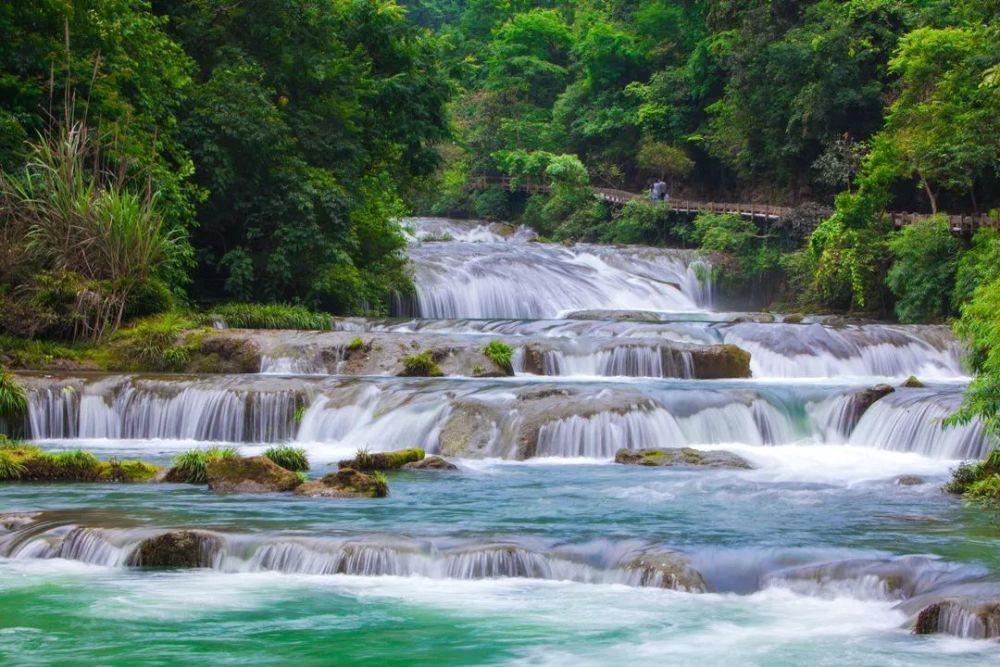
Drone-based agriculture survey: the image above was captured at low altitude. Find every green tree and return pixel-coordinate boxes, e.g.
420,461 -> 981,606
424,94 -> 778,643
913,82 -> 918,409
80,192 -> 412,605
886,217 -> 959,323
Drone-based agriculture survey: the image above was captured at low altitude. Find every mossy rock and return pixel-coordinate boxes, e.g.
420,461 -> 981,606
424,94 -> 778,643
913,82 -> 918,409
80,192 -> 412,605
295,468 -> 388,499
131,531 -> 220,568
690,344 -> 751,379
339,448 -> 425,471
398,352 -> 444,377
97,460 -> 159,483
913,599 -> 1000,638
902,376 -> 926,388
621,553 -> 708,592
0,444 -> 159,483
205,456 -> 303,494
782,313 -> 804,324
614,447 -> 753,469
402,455 -> 458,471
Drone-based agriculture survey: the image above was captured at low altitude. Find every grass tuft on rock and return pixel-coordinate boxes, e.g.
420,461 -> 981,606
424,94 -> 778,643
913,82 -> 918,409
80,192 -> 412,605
107,313 -> 197,372
399,352 -> 443,377
168,447 -> 239,484
0,367 -> 28,421
264,445 -> 310,472
338,447 -> 424,471
0,441 -> 158,483
483,340 -> 514,374
200,303 -> 332,330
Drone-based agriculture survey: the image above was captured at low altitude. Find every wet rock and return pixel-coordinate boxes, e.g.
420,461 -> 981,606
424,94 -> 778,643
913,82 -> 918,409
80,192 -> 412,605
192,334 -> 262,374
912,599 -> 1000,639
690,344 -> 752,379
295,468 -> 388,499
620,553 -> 708,592
895,475 -> 925,486
782,313 -> 804,324
902,376 -> 926,388
852,384 -> 895,415
518,344 -> 547,375
338,448 -> 425,471
403,455 -> 458,471
131,530 -> 220,568
614,447 -> 753,469
438,400 -> 506,458
565,310 -> 662,322
733,313 -> 775,324
205,456 -> 302,494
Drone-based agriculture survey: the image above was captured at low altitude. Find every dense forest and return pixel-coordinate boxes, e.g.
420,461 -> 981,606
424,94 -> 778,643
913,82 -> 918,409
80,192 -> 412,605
0,1 -> 999,436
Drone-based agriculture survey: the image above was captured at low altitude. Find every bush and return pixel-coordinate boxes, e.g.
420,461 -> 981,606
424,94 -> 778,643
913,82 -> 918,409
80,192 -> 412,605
474,186 -> 511,221
953,228 -> 1000,309
107,313 -> 196,372
202,303 -> 332,330
606,199 -> 673,245
0,367 -> 28,421
399,352 -> 444,377
264,445 -> 309,472
170,447 -> 239,484
483,340 -> 514,373
886,217 -> 959,322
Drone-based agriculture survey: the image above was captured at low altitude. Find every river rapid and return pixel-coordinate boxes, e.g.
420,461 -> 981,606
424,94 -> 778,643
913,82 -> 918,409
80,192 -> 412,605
1,218 -> 998,665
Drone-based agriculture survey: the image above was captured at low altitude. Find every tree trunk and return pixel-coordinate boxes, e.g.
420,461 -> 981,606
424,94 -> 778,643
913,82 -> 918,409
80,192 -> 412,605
919,173 -> 937,214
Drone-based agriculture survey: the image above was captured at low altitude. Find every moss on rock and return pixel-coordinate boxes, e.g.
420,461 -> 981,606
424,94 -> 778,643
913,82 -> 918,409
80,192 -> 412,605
614,447 -> 753,469
295,468 -> 389,498
621,553 -> 708,592
339,448 -> 425,471
205,456 -> 303,494
902,375 -> 926,388
131,531 -> 220,568
0,443 -> 160,483
690,344 -> 751,379
399,351 -> 444,377
402,455 -> 458,471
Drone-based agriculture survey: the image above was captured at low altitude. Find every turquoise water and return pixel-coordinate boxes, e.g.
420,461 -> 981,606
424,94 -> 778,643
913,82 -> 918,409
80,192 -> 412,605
1,455 -> 999,665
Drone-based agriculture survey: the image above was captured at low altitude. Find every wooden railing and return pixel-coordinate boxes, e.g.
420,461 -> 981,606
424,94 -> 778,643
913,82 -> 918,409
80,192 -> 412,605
468,175 -> 1000,231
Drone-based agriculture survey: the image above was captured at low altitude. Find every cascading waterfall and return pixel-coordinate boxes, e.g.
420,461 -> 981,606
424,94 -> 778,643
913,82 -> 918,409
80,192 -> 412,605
14,374 -> 989,459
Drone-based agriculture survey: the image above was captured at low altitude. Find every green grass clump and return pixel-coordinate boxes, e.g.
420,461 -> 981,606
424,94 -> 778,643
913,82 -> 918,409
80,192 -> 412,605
0,450 -> 26,480
966,475 -> 1000,503
264,445 -> 310,472
399,352 -> 444,377
107,313 -> 197,372
0,336 -> 90,370
171,447 -> 239,484
51,450 -> 100,471
98,459 -> 160,483
0,367 -> 28,421
373,471 -> 388,485
347,337 -> 366,352
483,340 -> 514,373
200,303 -> 332,330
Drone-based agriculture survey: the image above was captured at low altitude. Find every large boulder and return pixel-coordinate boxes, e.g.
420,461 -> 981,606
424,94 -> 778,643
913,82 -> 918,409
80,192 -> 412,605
615,447 -> 753,469
295,468 -> 388,499
131,530 -> 220,568
620,553 -> 707,592
338,448 -> 425,471
690,344 -> 752,379
403,455 -> 458,471
205,456 -> 302,494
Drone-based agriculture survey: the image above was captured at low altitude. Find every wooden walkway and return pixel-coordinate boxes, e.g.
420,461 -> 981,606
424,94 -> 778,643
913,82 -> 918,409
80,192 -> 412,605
468,175 -> 998,231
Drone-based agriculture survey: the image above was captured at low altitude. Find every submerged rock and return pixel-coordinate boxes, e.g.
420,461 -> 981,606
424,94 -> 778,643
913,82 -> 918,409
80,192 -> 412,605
614,447 -> 753,469
131,530 -> 220,568
295,468 -> 388,498
403,455 -> 458,471
895,475 -> 926,486
564,310 -> 663,322
620,553 -> 708,592
338,448 -> 425,471
205,456 -> 302,494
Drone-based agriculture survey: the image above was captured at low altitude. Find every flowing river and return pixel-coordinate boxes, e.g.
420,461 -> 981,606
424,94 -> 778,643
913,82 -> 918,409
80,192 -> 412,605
1,218 -> 998,664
